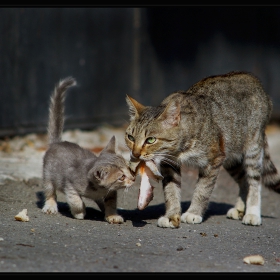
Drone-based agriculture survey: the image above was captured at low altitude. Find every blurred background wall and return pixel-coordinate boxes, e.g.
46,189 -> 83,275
1,6 -> 280,137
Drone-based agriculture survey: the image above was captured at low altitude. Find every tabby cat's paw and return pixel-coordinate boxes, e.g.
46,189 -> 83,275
226,208 -> 244,220
42,201 -> 58,214
106,215 -> 124,224
157,214 -> 181,228
242,214 -> 262,226
73,213 -> 85,220
181,212 -> 202,224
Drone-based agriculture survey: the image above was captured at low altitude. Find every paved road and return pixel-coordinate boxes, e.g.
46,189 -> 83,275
0,126 -> 280,272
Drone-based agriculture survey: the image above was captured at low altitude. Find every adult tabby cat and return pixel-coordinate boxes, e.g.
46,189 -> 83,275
125,71 -> 280,228
42,77 -> 135,223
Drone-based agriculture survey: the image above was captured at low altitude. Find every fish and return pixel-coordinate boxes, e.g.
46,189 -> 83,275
135,161 -> 163,210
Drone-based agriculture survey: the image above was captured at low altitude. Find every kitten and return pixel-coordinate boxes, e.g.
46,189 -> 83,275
42,77 -> 135,223
125,71 -> 280,228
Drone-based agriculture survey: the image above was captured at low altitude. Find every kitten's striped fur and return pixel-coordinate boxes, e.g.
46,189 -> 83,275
125,71 -> 280,228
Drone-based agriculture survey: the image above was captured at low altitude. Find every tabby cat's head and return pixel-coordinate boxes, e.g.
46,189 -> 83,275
125,95 -> 181,165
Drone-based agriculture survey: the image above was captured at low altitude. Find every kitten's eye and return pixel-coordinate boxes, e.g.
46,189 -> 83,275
146,137 -> 156,144
127,134 -> 135,142
119,175 -> 126,181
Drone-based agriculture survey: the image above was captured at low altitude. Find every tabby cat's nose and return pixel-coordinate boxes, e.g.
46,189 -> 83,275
131,152 -> 141,159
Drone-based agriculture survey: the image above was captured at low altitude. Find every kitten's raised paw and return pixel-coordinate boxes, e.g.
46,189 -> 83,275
157,214 -> 181,228
42,201 -> 58,215
242,214 -> 262,226
226,208 -> 244,220
181,212 -> 202,224
106,215 -> 124,224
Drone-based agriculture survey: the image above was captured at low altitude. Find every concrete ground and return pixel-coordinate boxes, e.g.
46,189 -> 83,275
0,124 -> 280,273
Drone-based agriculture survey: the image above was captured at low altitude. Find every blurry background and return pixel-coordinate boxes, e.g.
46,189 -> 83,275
1,6 -> 280,137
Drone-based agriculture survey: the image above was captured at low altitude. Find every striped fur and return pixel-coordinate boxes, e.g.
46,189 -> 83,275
125,71 -> 280,228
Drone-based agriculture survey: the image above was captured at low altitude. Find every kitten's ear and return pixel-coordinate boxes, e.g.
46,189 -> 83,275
101,136 -> 116,154
157,99 -> 181,128
126,95 -> 145,120
95,169 -> 108,180
89,167 -> 108,182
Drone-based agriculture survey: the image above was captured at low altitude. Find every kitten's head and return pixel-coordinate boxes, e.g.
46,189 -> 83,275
88,136 -> 135,190
125,95 -> 181,165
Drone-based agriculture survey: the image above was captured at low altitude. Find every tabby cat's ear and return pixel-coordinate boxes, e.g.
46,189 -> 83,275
101,136 -> 116,154
126,95 -> 145,120
157,99 -> 181,128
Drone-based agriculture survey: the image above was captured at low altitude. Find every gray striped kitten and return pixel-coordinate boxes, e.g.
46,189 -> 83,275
125,71 -> 280,228
42,77 -> 135,223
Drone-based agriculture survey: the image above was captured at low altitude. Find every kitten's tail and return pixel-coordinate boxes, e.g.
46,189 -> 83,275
47,77 -> 77,145
262,135 -> 280,193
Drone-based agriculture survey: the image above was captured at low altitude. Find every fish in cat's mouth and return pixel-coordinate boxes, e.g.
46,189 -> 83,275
129,158 -> 163,179
130,159 -> 163,210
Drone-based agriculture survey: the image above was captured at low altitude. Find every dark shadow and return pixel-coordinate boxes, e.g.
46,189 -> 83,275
118,203 -> 166,227
36,191 -> 45,209
203,201 -> 234,221
39,190 -> 277,226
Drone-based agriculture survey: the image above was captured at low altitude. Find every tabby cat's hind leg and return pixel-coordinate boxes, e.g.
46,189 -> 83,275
241,141 -> 263,226
224,160 -> 247,220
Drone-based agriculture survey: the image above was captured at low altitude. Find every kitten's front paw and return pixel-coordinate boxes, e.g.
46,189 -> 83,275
42,201 -> 58,214
181,212 -> 202,224
242,214 -> 261,226
157,214 -> 181,228
106,215 -> 124,224
226,208 -> 244,220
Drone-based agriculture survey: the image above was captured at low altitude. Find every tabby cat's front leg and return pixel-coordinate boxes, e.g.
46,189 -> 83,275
157,165 -> 181,228
181,161 -> 222,224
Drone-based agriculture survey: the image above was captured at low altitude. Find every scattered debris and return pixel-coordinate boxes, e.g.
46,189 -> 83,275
243,255 -> 264,265
14,209 -> 30,222
177,246 -> 184,251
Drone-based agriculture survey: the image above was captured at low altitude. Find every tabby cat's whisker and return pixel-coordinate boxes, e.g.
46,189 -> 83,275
160,159 -> 180,171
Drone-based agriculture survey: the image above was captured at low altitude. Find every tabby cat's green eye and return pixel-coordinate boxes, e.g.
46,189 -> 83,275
128,135 -> 135,142
146,137 -> 156,144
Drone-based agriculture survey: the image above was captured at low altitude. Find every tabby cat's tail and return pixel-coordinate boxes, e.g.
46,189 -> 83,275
262,135 -> 280,193
47,77 -> 77,145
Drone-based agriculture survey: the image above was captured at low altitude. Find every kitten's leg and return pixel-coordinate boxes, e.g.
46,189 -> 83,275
42,180 -> 58,214
99,191 -> 124,224
157,165 -> 181,228
241,142 -> 263,226
65,186 -> 86,219
224,160 -> 248,220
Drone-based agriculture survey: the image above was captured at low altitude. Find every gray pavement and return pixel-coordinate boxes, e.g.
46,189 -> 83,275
0,126 -> 280,273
